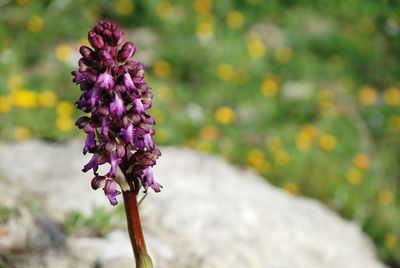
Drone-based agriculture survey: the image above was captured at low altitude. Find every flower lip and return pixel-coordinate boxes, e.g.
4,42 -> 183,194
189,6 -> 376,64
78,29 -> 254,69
110,93 -> 125,117
123,73 -> 136,90
104,179 -> 121,206
133,99 -> 145,113
96,71 -> 115,90
83,132 -> 96,154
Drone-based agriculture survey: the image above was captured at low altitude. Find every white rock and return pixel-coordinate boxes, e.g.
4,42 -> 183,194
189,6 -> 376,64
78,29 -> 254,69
0,208 -> 33,253
67,230 -> 132,266
0,140 -> 111,221
0,140 -> 386,268
145,147 -> 386,268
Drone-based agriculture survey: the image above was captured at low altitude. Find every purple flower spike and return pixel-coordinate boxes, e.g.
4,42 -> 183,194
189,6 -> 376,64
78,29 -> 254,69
72,20 -> 161,206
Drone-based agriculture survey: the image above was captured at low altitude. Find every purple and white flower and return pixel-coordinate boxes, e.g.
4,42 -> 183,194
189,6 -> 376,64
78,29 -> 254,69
72,20 -> 162,206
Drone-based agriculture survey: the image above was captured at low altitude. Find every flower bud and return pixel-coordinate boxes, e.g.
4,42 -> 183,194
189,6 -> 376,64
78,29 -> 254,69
105,141 -> 117,153
79,46 -> 94,59
114,30 -> 125,45
97,106 -> 109,116
75,116 -> 91,129
91,175 -> 105,190
118,42 -> 136,62
88,31 -> 104,49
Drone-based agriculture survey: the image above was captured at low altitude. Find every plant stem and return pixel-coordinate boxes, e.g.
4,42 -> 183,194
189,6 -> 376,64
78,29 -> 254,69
123,185 -> 153,268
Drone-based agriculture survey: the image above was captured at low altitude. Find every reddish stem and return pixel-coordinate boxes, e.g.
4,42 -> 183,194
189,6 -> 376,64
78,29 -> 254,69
123,186 -> 148,265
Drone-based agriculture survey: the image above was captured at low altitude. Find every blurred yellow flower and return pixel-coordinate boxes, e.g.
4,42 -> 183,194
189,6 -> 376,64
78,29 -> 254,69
214,106 -> 235,125
0,96 -> 12,113
247,38 -> 267,59
318,89 -> 335,115
284,182 -> 299,195
319,134 -> 336,151
226,10 -> 244,30
296,131 -> 312,151
56,116 -> 74,132
15,127 -> 31,141
196,20 -> 214,41
56,101 -> 74,117
346,169 -> 363,185
115,0 -> 134,16
8,74 -> 24,89
274,46 -> 293,63
153,60 -> 171,78
156,1 -> 173,19
260,78 -> 278,97
17,0 -> 31,6
38,90 -> 58,108
319,89 -> 334,101
388,115 -> 400,132
56,44 -> 72,63
383,87 -> 400,106
358,86 -> 377,106
302,124 -> 318,139
27,15 -> 44,33
194,0 -> 212,15
353,154 -> 369,170
247,148 -> 270,173
273,149 -> 291,166
12,89 -> 37,108
385,232 -> 397,250
200,125 -> 219,141
378,190 -> 394,206
266,137 -> 282,152
216,63 -> 234,82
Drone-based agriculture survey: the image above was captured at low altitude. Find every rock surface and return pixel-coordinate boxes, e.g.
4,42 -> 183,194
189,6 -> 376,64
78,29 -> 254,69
0,140 -> 386,268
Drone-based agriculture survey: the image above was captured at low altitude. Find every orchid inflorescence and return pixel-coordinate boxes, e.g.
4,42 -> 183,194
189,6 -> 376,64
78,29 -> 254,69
72,20 -> 161,205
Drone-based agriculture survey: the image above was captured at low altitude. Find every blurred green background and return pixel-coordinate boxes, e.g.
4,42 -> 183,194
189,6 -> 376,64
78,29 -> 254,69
0,0 -> 399,266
